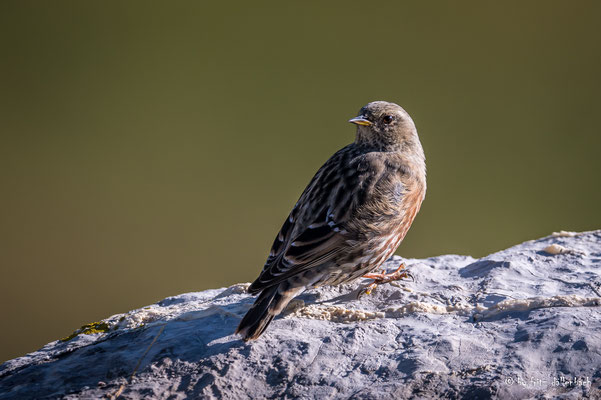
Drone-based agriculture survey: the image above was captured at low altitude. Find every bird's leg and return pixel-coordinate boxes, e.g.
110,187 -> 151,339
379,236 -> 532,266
362,263 -> 411,281
358,263 -> 413,297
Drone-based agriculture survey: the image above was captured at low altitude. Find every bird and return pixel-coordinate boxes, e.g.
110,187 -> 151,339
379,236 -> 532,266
236,101 -> 426,341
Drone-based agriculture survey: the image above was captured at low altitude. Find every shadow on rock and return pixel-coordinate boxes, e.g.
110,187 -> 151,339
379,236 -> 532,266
459,260 -> 511,278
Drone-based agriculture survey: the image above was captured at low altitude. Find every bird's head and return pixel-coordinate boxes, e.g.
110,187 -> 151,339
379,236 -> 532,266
349,101 -> 421,153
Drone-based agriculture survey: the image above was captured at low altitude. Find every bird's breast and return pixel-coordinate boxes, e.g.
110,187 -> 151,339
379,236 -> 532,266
376,179 -> 425,254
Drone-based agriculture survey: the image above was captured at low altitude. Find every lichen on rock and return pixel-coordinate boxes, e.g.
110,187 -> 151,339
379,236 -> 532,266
60,321 -> 112,342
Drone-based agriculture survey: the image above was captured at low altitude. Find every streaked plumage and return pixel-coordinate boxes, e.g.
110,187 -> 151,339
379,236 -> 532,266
236,101 -> 426,341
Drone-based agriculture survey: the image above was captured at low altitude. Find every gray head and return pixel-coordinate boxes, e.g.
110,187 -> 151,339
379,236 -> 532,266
349,101 -> 421,153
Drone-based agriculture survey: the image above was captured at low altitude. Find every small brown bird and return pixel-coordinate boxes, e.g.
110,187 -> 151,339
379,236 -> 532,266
236,101 -> 426,341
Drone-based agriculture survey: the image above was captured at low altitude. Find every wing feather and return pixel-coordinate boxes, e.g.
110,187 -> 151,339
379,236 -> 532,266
248,145 -> 404,294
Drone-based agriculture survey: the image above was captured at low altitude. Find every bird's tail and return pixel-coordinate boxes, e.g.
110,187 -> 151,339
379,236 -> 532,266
236,284 -> 299,341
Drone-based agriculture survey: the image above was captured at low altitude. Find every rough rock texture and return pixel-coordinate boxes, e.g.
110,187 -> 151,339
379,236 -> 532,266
2,231 -> 601,399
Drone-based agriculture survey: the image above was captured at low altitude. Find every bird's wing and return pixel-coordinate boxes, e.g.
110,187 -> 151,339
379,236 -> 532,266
248,146 -> 391,294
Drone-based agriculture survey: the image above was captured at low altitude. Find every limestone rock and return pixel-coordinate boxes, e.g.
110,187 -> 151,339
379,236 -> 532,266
1,231 -> 601,399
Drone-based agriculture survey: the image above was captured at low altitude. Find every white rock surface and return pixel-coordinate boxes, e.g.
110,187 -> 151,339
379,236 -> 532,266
1,231 -> 601,399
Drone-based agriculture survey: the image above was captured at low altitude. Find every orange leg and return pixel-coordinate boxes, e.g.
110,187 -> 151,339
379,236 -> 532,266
358,263 -> 413,297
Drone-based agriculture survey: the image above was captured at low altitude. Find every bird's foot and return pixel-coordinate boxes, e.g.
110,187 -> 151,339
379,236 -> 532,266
358,263 -> 413,297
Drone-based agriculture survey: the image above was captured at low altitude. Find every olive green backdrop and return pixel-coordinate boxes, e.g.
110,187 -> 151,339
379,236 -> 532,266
1,1 -> 600,362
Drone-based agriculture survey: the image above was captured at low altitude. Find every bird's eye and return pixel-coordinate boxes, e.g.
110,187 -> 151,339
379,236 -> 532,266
382,115 -> 394,124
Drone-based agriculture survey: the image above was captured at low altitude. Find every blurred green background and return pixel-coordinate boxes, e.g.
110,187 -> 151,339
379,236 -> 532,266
1,1 -> 600,363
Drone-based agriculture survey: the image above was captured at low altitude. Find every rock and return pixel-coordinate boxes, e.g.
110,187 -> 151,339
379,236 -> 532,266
1,231 -> 601,399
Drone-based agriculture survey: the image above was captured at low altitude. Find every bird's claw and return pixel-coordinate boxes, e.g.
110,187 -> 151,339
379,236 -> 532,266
358,282 -> 378,298
357,263 -> 413,298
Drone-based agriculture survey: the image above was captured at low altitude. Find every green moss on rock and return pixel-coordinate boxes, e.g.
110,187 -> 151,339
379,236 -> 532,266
60,321 -> 111,342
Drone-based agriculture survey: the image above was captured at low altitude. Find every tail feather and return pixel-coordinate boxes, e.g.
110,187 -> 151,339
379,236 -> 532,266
236,284 -> 298,341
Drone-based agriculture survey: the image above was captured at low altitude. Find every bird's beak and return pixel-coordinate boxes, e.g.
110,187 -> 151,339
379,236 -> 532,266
348,116 -> 372,126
